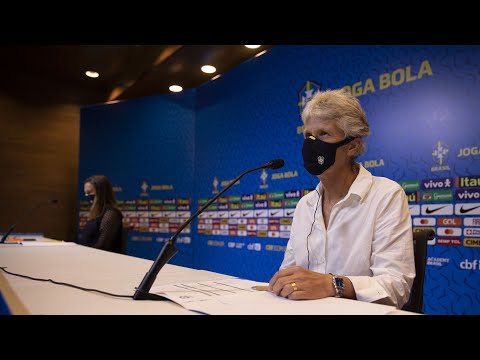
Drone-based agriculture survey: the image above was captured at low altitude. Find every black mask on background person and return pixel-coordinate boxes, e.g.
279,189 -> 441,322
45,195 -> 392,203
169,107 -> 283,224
85,194 -> 95,204
302,135 -> 356,175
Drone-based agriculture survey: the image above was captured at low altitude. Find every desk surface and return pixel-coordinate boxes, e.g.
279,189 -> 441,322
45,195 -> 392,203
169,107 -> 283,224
0,241 -> 412,315
0,242 -> 234,314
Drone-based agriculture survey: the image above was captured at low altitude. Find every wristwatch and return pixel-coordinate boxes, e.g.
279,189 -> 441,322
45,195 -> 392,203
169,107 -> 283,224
330,273 -> 345,298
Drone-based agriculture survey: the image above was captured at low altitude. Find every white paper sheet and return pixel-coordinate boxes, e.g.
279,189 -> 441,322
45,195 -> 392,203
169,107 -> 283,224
151,278 -> 396,315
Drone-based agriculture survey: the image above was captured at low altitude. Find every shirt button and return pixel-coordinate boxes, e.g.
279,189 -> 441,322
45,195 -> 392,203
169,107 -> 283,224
319,258 -> 325,264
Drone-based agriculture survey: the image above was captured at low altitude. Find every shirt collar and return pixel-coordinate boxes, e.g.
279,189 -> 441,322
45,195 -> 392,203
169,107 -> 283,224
347,163 -> 373,201
306,163 -> 373,206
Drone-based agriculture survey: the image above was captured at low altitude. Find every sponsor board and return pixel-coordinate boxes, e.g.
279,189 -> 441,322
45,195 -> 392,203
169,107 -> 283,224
437,237 -> 461,246
464,228 -> 480,237
409,205 -> 420,216
437,227 -> 462,236
413,217 -> 436,226
464,238 -> 480,247
421,204 -> 453,216
427,257 -> 450,267
422,190 -> 453,202
455,203 -> 480,215
464,218 -> 480,227
438,217 -> 462,226
459,259 -> 480,270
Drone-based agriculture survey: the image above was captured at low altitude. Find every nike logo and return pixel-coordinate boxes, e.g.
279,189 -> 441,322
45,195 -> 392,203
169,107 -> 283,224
230,212 -> 238,217
425,205 -> 447,214
256,211 -> 266,216
460,205 -> 480,214
286,210 -> 295,216
242,212 -> 250,216
270,211 -> 280,216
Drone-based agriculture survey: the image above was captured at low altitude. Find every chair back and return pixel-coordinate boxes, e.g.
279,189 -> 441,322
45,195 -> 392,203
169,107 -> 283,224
402,229 -> 435,313
120,225 -> 130,254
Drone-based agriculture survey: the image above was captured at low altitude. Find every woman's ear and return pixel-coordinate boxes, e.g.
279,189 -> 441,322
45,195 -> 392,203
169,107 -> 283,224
347,139 -> 361,156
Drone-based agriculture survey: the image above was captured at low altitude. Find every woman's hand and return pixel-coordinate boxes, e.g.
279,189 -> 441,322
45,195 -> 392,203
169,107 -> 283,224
268,266 -> 335,300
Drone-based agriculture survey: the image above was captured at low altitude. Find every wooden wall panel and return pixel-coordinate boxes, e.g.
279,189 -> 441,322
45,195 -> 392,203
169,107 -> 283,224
0,94 -> 80,241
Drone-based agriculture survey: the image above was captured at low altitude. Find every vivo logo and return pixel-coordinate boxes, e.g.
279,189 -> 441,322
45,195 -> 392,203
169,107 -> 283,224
455,189 -> 480,200
254,201 -> 268,208
285,190 -> 302,198
241,194 -> 254,201
421,178 -> 453,190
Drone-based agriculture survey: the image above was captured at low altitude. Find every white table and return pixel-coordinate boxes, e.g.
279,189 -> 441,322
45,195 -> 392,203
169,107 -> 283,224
0,241 -> 413,315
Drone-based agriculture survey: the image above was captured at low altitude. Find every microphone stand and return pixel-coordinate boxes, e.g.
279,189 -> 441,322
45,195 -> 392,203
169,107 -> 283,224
133,162 -> 276,300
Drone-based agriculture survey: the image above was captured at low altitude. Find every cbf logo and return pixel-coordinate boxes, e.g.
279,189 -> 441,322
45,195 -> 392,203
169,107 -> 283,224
140,180 -> 149,197
431,141 -> 451,172
212,176 -> 219,194
260,169 -> 269,189
298,81 -> 321,118
432,141 -> 449,165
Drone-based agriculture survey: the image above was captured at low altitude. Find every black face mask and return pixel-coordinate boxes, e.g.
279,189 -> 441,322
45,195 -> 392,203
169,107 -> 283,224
302,135 -> 356,176
85,194 -> 95,204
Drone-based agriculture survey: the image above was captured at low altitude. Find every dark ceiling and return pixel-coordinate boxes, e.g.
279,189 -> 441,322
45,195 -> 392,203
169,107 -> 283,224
0,45 -> 273,106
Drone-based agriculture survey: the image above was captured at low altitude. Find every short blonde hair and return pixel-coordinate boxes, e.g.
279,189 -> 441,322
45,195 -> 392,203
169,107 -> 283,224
301,89 -> 370,156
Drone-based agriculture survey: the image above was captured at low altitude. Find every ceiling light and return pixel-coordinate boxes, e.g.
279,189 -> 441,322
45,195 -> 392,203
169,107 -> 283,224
245,45 -> 261,49
211,74 -> 221,81
169,85 -> 183,92
255,50 -> 267,58
85,70 -> 99,78
201,65 -> 216,74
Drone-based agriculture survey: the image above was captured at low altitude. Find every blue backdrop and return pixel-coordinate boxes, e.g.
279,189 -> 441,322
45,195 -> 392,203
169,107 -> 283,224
79,45 -> 480,314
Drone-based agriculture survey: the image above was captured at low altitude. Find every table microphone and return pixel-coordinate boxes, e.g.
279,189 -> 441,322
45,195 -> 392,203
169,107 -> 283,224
133,158 -> 285,300
0,199 -> 59,243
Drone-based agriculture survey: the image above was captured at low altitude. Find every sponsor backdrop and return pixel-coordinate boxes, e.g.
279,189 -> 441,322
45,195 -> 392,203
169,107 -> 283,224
79,45 -> 480,314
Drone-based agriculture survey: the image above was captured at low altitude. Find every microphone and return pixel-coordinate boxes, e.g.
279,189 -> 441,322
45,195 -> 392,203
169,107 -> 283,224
133,159 -> 285,300
0,199 -> 58,243
266,159 -> 284,170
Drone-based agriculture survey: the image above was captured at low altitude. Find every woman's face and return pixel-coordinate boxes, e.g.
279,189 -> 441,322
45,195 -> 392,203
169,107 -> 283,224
303,117 -> 343,143
303,117 -> 354,176
84,182 -> 95,196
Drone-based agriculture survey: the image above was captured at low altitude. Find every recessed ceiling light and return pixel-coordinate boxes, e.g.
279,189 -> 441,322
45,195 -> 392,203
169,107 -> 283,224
85,70 -> 99,78
245,45 -> 261,49
169,85 -> 183,92
201,65 -> 216,74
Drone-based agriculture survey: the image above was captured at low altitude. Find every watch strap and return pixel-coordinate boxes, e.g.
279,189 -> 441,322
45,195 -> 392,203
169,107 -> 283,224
330,273 -> 345,298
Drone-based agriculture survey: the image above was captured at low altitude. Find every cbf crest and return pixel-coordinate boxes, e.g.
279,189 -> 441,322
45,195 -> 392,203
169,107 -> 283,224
298,81 -> 321,118
432,141 -> 449,166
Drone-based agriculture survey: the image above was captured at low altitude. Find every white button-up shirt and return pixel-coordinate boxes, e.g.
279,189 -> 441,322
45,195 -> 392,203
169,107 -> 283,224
280,164 -> 415,308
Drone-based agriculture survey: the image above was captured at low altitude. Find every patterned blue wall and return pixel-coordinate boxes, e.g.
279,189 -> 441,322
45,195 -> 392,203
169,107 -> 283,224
79,92 -> 196,267
80,45 -> 480,314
